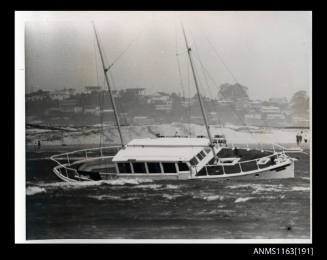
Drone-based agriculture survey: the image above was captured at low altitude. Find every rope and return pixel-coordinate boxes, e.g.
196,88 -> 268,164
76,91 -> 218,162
201,31 -> 288,150
106,28 -> 146,70
203,33 -> 239,84
192,41 -> 228,143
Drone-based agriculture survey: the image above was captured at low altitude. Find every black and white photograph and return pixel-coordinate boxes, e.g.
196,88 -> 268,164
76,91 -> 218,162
15,11 -> 312,243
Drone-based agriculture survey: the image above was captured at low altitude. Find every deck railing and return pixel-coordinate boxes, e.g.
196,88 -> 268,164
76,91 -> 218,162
199,151 -> 287,177
50,145 -> 121,180
50,143 -> 290,180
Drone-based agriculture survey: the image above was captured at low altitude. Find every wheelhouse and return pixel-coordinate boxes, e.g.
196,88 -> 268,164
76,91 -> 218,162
112,138 -> 216,178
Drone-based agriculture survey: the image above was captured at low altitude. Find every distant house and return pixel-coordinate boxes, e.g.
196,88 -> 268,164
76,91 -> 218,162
261,106 -> 281,114
292,116 -> 310,127
50,88 -> 76,100
208,112 -> 220,124
154,104 -> 172,111
85,86 -> 102,94
190,116 -> 204,124
258,106 -> 287,127
132,116 -> 155,125
148,92 -> 171,103
112,90 -> 121,98
147,92 -> 172,111
26,90 -> 50,101
266,114 -> 286,120
245,113 -> 262,120
59,99 -> 81,113
268,97 -> 288,105
217,99 -> 233,106
244,113 -> 264,126
181,98 -> 193,107
84,105 -> 100,114
249,100 -> 263,110
120,88 -> 145,96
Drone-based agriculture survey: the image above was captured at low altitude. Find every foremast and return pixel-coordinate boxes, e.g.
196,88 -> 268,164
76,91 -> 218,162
181,24 -> 218,162
92,23 -> 125,148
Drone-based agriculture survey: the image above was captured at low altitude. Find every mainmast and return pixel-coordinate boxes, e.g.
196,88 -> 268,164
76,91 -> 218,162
92,23 -> 125,148
181,24 -> 218,162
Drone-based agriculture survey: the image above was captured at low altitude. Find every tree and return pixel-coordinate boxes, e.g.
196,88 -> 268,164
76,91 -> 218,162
290,90 -> 309,117
217,83 -> 249,101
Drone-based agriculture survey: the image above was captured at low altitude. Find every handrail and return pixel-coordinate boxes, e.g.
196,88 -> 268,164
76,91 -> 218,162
206,151 -> 283,166
50,145 -> 121,172
51,145 -> 121,159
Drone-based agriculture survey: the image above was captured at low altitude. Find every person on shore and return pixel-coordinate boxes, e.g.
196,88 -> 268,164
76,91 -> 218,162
296,132 -> 300,145
299,131 -> 303,144
304,132 -> 309,143
37,140 -> 41,150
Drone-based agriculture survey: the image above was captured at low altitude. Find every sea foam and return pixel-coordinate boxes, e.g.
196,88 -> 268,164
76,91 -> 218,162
234,197 -> 254,203
26,186 -> 46,196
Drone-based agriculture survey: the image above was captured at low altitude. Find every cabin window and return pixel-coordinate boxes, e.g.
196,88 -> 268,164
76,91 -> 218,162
200,151 -> 206,157
162,163 -> 177,173
132,162 -> 146,173
147,162 -> 162,174
178,162 -> 189,172
196,152 -> 204,161
190,157 -> 198,166
117,163 -> 132,173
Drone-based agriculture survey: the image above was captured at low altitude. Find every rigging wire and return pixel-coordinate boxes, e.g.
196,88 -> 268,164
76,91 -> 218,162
202,33 -> 282,150
105,27 -> 146,71
203,33 -> 239,84
192,51 -> 259,147
189,35 -> 260,148
191,38 -> 228,141
194,47 -> 226,140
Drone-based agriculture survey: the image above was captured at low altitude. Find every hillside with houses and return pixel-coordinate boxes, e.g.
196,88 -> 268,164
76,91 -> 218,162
26,83 -> 310,128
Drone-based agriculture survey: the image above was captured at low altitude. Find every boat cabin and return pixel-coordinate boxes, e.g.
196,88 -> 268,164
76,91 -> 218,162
112,138 -> 216,179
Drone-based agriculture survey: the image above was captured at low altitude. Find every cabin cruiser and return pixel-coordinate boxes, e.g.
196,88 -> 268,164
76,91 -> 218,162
50,22 -> 296,182
51,136 -> 294,182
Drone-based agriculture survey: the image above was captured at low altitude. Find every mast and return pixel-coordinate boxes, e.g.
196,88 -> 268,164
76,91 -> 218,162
181,24 -> 218,161
92,23 -> 125,148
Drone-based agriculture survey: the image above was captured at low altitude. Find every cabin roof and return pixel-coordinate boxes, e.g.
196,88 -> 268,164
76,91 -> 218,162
112,138 -> 210,162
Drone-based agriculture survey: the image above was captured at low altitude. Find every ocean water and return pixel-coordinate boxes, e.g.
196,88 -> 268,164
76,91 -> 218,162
26,146 -> 310,240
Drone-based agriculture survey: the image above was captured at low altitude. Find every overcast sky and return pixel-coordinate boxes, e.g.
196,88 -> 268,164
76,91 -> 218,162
24,11 -> 312,100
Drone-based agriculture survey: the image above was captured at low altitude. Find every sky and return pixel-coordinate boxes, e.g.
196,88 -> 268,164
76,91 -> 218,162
23,11 -> 312,100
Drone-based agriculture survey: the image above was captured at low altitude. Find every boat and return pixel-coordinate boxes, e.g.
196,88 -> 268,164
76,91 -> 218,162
50,22 -> 296,182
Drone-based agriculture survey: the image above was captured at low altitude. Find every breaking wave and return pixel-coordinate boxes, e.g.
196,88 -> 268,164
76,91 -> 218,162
135,184 -> 163,190
88,195 -> 140,201
290,186 -> 310,192
37,178 -> 154,189
133,184 -> 182,191
227,183 -> 309,193
235,197 -> 254,203
203,195 -> 224,201
162,194 -> 183,200
192,193 -> 224,201
26,186 -> 46,196
227,183 -> 284,193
